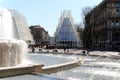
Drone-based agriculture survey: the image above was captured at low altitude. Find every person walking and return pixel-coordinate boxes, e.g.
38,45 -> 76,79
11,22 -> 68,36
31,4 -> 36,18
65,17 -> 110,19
64,48 -> 66,53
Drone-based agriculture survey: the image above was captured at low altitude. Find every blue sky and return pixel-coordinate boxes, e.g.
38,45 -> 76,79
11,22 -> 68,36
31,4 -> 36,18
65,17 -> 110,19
0,0 -> 102,36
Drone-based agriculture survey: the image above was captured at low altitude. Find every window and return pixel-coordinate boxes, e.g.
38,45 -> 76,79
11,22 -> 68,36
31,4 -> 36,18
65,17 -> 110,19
112,9 -> 115,16
111,21 -> 114,26
112,3 -> 114,7
119,21 -> 120,27
115,9 -> 120,16
115,2 -> 120,7
116,20 -> 120,27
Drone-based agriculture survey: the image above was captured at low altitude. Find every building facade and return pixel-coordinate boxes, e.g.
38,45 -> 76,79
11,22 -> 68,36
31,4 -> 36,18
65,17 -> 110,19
84,0 -> 120,51
76,24 -> 83,48
47,36 -> 56,49
29,25 -> 49,48
55,10 -> 81,48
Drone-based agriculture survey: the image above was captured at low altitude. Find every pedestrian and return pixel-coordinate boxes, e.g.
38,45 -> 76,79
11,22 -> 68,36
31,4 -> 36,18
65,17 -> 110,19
67,49 -> 69,52
32,47 -> 34,52
83,50 -> 86,55
64,48 -> 66,53
87,48 -> 90,54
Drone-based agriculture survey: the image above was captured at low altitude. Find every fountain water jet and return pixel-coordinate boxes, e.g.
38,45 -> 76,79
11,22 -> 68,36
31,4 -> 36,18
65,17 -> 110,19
0,7 -> 46,78
0,8 -> 27,67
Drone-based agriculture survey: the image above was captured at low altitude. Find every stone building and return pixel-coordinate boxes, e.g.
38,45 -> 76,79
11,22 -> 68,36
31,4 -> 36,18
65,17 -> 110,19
29,25 -> 49,48
84,0 -> 120,51
47,36 -> 56,49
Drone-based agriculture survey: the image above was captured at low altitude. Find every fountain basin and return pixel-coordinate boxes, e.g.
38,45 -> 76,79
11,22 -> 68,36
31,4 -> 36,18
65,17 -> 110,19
42,59 -> 83,74
0,39 -> 27,67
0,64 -> 44,78
0,59 -> 83,78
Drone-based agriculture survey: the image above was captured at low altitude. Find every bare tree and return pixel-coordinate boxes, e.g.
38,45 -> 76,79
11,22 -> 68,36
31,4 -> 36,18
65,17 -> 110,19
81,7 -> 92,25
81,7 -> 92,19
81,7 -> 92,49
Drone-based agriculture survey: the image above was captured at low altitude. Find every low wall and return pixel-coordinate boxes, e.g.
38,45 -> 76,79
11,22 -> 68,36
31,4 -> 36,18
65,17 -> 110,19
88,54 -> 120,59
0,60 -> 83,77
41,60 -> 83,74
0,64 -> 44,78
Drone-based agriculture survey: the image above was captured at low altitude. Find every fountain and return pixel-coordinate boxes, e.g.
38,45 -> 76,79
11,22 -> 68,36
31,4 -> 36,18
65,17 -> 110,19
0,39 -> 26,67
0,8 -> 27,67
0,8 -> 43,77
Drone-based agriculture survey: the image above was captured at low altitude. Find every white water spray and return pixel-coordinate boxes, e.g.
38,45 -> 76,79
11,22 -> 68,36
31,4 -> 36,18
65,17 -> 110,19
0,8 -> 27,67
